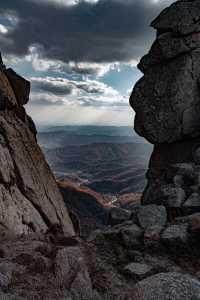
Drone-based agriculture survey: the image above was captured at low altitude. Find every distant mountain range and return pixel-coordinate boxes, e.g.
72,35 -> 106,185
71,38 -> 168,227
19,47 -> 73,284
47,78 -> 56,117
38,125 -> 152,195
38,125 -> 138,136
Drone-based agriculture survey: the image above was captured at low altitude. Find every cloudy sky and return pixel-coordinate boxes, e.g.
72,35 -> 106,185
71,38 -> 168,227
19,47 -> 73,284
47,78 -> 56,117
0,0 -> 175,127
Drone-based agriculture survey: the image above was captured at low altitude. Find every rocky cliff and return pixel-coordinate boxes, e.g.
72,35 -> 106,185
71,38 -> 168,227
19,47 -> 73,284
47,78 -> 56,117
130,0 -> 200,209
0,56 -> 74,239
1,1 -> 200,299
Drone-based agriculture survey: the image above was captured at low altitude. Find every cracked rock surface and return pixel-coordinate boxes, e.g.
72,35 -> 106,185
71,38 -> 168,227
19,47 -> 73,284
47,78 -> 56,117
130,0 -> 200,209
0,59 -> 74,239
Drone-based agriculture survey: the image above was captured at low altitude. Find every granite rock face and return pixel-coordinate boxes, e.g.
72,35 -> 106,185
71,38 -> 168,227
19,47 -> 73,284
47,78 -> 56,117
130,0 -> 200,208
132,272 -> 200,300
0,55 -> 74,239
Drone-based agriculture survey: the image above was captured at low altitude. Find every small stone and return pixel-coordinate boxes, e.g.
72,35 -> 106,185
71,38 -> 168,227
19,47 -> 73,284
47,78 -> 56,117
122,203 -> 142,223
193,146 -> 200,164
15,253 -> 33,266
70,269 -> 94,300
0,249 -> 5,258
120,224 -> 143,248
137,205 -> 167,229
161,224 -> 189,253
0,262 -> 16,289
108,207 -> 132,226
54,246 -> 85,288
183,193 -> 200,207
127,250 -> 144,263
123,263 -> 153,280
15,252 -> 51,274
188,213 -> 200,234
144,225 -> 163,249
174,163 -> 195,182
173,175 -> 184,188
158,185 -> 186,207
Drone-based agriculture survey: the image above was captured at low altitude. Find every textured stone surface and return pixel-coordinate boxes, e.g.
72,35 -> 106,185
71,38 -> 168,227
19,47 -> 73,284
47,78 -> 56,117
143,184 -> 186,207
54,246 -> 102,300
144,225 -> 163,249
184,193 -> 200,207
193,145 -> 200,164
188,213 -> 200,234
108,207 -> 132,226
151,0 -> 200,36
0,110 -> 74,238
130,50 -> 200,144
132,272 -> 200,300
120,223 -> 143,248
0,71 -> 17,109
0,262 -> 16,289
124,263 -> 153,280
55,246 -> 85,287
139,32 -> 200,72
0,59 -> 74,238
161,224 -> 189,253
5,68 -> 30,106
130,0 -> 200,208
137,205 -> 167,229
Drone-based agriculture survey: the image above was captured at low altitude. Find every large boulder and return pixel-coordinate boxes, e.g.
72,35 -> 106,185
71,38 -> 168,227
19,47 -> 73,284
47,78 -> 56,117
137,205 -> 167,229
131,50 -> 200,144
151,0 -> 200,36
132,272 -> 200,300
129,0 -> 200,208
161,224 -> 189,254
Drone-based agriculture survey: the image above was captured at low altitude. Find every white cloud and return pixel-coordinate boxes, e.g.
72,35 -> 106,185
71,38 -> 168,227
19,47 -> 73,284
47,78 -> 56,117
77,94 -> 128,108
0,24 -> 8,34
26,101 -> 133,127
31,76 -> 120,97
3,46 -> 138,82
24,46 -> 119,77
29,75 -> 128,109
68,61 -> 120,78
30,0 -> 99,7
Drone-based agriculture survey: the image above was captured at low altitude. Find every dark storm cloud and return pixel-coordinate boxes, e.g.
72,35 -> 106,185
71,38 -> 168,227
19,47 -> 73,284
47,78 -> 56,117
0,0 -> 175,63
31,77 -> 74,96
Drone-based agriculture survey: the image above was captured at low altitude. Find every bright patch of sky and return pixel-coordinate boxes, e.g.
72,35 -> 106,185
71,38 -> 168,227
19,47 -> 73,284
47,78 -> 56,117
0,0 -> 176,126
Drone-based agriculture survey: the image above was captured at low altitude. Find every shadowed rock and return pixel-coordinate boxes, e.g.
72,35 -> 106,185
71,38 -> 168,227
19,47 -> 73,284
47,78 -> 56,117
129,0 -> 200,209
132,272 -> 200,300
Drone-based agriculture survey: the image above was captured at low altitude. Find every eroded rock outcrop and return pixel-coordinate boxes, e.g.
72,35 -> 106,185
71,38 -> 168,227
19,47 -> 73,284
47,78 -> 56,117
130,0 -> 200,208
0,55 -> 74,239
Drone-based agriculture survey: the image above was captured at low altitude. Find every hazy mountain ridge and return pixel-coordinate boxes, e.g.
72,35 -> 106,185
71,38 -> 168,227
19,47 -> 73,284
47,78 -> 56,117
38,131 -> 152,195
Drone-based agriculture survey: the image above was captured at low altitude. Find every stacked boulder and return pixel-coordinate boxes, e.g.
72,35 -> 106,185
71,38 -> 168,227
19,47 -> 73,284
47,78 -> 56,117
130,0 -> 200,210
